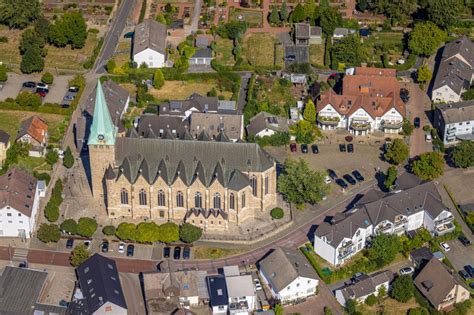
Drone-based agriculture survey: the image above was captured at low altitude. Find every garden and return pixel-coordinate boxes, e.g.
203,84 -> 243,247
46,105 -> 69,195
229,8 -> 263,28
242,33 -> 284,68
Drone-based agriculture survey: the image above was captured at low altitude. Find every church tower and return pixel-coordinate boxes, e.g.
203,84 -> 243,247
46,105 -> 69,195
88,80 -> 117,198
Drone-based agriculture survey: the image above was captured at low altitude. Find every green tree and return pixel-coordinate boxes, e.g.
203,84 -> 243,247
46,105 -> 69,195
290,4 -> 306,23
345,299 -> 358,315
384,166 -> 397,190
331,35 -> 366,67
292,120 -> 316,144
319,7 -> 342,36
60,219 -> 78,235
45,150 -> 59,165
427,0 -> 464,29
44,202 -> 60,222
20,29 -> 45,74
451,141 -> 474,168
378,285 -> 387,298
274,304 -> 283,315
0,0 -> 40,29
269,6 -> 280,25
136,222 -> 160,243
408,22 -> 446,56
102,225 -> 116,236
417,65 -> 432,84
174,56 -> 189,73
462,89 -> 474,100
357,0 -> 368,11
217,21 -> 247,40
408,308 -> 429,315
384,139 -> 409,165
368,234 -> 400,266
48,12 -> 87,49
280,1 -> 288,22
180,223 -> 203,243
34,16 -> 50,40
303,99 -> 316,122
76,217 -> 98,238
157,222 -> 180,243
411,152 -> 444,180
402,119 -> 414,136
278,158 -> 329,206
48,22 -> 68,47
153,69 -> 165,89
69,244 -> 91,267
365,294 -> 377,306
63,147 -> 74,168
303,0 -> 317,19
390,275 -> 414,302
0,64 -> 7,82
16,91 -> 41,108
106,59 -> 116,73
116,222 -> 138,241
41,72 -> 54,84
37,223 -> 61,243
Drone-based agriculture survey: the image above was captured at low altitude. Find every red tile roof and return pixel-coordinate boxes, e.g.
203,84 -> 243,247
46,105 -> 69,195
16,116 -> 48,144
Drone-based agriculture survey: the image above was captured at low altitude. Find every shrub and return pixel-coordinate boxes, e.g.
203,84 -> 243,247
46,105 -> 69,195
44,202 -> 60,222
41,72 -> 54,84
152,69 -> 165,89
33,171 -> 51,185
102,225 -> 116,236
37,223 -> 61,243
76,217 -> 97,238
365,294 -> 377,306
115,222 -> 137,241
106,59 -> 116,73
179,223 -> 202,243
0,64 -> 7,82
60,219 -> 78,235
422,125 -> 431,132
45,150 -> 58,165
63,146 -> 74,168
157,222 -> 179,243
390,275 -> 414,302
270,207 -> 284,219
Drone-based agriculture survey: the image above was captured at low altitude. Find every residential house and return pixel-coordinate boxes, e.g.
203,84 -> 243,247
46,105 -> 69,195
0,168 -> 42,238
207,275 -> 228,314
189,48 -> 213,65
195,35 -> 210,48
333,28 -> 353,40
317,67 -> 405,136
294,23 -> 310,45
258,247 -> 319,303
334,270 -> 393,306
314,181 -> 454,266
223,266 -> 256,315
0,129 -> 10,168
69,254 -> 127,315
409,247 -> 434,269
0,266 -> 67,314
246,112 -> 291,138
310,26 -> 322,45
434,100 -> 474,145
414,258 -> 470,311
431,37 -> 474,103
15,115 -> 48,157
133,19 -> 167,68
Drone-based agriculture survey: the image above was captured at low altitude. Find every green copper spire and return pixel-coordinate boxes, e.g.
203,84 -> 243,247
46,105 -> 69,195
88,79 -> 117,146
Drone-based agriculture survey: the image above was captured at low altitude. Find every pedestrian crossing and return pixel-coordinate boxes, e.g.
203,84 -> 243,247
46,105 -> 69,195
12,248 -> 28,262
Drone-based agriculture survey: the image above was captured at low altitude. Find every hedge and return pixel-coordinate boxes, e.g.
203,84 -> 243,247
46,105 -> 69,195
102,225 -> 116,236
76,217 -> 98,238
270,207 -> 284,219
44,179 -> 63,222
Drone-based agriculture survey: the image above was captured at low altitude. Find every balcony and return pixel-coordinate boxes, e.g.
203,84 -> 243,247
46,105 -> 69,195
447,128 -> 456,135
376,223 -> 393,234
435,222 -> 455,236
317,115 -> 340,125
350,121 -> 371,131
229,300 -> 249,312
435,216 -> 454,226
381,120 -> 403,129
338,247 -> 355,260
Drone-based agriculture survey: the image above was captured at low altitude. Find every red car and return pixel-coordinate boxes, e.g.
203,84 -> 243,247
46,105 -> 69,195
290,143 -> 297,152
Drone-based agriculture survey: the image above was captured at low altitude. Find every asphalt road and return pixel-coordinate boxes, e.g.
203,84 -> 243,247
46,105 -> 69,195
95,0 -> 136,73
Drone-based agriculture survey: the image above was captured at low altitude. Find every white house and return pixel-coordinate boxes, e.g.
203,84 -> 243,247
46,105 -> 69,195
0,168 -> 41,238
258,247 -> 319,304
434,100 -> 474,145
335,270 -> 393,306
223,266 -> 256,315
133,19 -> 167,68
314,181 -> 454,266
246,112 -> 291,138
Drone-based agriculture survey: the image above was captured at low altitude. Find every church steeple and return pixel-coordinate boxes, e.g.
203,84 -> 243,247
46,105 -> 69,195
88,79 -> 117,146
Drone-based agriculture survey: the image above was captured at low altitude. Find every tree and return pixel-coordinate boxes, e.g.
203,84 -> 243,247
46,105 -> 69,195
451,141 -> 474,168
136,222 -> 160,243
462,89 -> 474,101
417,65 -> 432,84
20,29 -> 45,73
180,223 -> 203,243
106,59 -> 116,73
102,225 -> 116,236
63,146 -> 74,168
34,16 -> 50,40
408,308 -> 429,315
44,202 -> 59,222
303,0 -> 317,19
357,0 -> 368,11
60,219 -> 78,235
345,299 -> 358,315
290,4 -> 306,23
116,223 -> 138,241
280,1 -> 288,22
218,21 -> 247,40
378,285 -> 387,298
303,99 -> 316,122
368,234 -> 400,267
48,12 -> 87,49
390,275 -> 414,302
0,64 -> 7,82
384,139 -> 409,165
157,222 -> 180,243
365,294 -> 377,306
319,7 -> 342,36
291,120 -> 316,144
278,158 -> 329,206
153,69 -> 165,89
402,119 -> 414,136
76,217 -> 98,238
45,150 -> 59,165
274,304 -> 283,315
16,91 -> 41,108
408,22 -> 446,56
427,0 -> 464,29
269,6 -> 280,25
384,166 -> 397,190
331,35 -> 366,67
41,72 -> 54,84
48,22 -> 68,47
0,0 -> 40,29
411,152 -> 444,180
37,223 -> 61,243
174,56 -> 189,73
70,244 -> 91,267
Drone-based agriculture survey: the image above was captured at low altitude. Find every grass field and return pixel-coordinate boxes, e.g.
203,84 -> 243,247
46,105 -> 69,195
357,297 -> 419,315
242,33 -> 278,67
149,80 -> 233,100
214,38 -> 235,65
229,8 -> 263,28
364,32 -> 405,64
113,39 -> 132,68
0,110 -> 67,140
46,32 -> 100,70
0,26 -> 22,65
309,43 -> 325,66
193,246 -> 244,260
16,156 -> 51,174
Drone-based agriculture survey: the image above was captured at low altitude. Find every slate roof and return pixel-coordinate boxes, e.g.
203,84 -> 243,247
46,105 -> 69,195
394,172 -> 423,191
410,247 -> 434,266
295,23 -> 310,39
310,26 -> 322,37
110,137 -> 274,187
207,275 -> 228,307
333,28 -> 349,36
436,100 -> 474,124
189,112 -> 243,140
339,270 -> 393,301
159,94 -> 222,116
0,129 -> 10,144
136,114 -> 190,139
190,48 -> 213,59
443,36 -> 474,67
246,112 -> 290,137
76,254 -> 127,313
133,19 -> 167,55
259,248 -> 318,292
354,189 -> 386,207
0,167 -> 37,217
16,115 -> 48,144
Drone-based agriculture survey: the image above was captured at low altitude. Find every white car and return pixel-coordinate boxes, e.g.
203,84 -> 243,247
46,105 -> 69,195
254,278 -> 262,291
118,242 -> 125,253
399,267 -> 415,275
37,82 -> 49,89
324,176 -> 332,185
425,134 -> 432,143
440,242 -> 450,252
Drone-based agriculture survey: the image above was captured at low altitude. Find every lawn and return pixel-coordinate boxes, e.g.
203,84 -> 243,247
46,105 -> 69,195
113,39 -> 132,68
214,38 -> 235,66
0,26 -> 22,65
309,43 -> 325,67
193,246 -> 244,260
242,33 -> 279,67
255,76 -> 298,107
149,80 -> 233,100
16,156 -> 51,174
357,297 -> 420,315
229,8 -> 263,28
364,32 -> 405,64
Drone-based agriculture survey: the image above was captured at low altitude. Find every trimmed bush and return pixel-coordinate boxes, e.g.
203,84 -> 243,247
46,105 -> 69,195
157,222 -> 179,243
60,219 -> 78,235
179,223 -> 202,243
63,146 -> 74,168
37,223 -> 61,243
70,244 -> 91,267
41,72 -> 54,84
365,294 -> 377,306
270,207 -> 284,219
115,222 -> 137,241
102,225 -> 116,236
76,217 -> 97,238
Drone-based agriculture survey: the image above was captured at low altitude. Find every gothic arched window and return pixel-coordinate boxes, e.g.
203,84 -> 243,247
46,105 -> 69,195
176,191 -> 184,207
195,192 -> 202,208
120,188 -> 128,204
139,189 -> 147,206
213,193 -> 221,209
250,176 -> 257,197
229,193 -> 235,210
158,190 -> 166,207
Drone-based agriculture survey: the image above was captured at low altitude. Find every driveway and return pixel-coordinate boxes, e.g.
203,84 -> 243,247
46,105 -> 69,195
187,0 -> 203,34
444,239 -> 474,272
284,283 -> 343,315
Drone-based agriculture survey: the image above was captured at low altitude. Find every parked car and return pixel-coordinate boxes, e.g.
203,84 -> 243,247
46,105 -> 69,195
61,103 -> 70,109
37,83 -> 49,89
339,144 -> 346,152
83,240 -> 91,249
173,246 -> 182,260
163,246 -> 171,258
118,242 -> 125,253
464,265 -> 474,278
36,87 -> 49,94
343,174 -> 357,185
284,55 -> 295,61
458,235 -> 471,246
459,269 -> 471,281
425,134 -> 432,143
301,144 -> 308,153
127,244 -> 135,257
327,169 -> 337,180
290,143 -> 297,152
101,241 -> 109,253
440,242 -> 450,252
400,88 -> 410,103
183,246 -> 191,260
311,144 -> 319,154
352,170 -> 364,182
335,178 -> 348,189
347,143 -> 354,153
324,176 -> 332,184
68,86 -> 80,93
19,261 -> 28,268
399,267 -> 415,276
414,117 -> 420,129
66,238 -> 74,249
63,94 -> 75,101
254,278 -> 262,291
22,81 -> 36,88
36,91 -> 46,98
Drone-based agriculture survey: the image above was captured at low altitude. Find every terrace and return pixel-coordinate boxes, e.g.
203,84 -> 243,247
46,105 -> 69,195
317,115 -> 340,125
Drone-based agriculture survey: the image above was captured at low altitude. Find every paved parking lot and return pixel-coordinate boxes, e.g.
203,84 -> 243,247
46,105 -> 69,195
444,239 -> 474,272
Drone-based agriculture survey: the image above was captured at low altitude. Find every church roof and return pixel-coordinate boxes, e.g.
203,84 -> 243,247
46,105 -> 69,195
88,80 -> 117,145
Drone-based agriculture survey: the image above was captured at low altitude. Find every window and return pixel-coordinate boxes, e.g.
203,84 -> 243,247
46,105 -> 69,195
250,176 -> 257,196
176,191 -> 184,207
459,122 -> 463,126
264,175 -> 269,195
7,213 -> 11,217
157,190 -> 166,207
18,213 -> 21,217
159,210 -> 165,218
195,192 -> 202,208
120,188 -> 128,205
242,192 -> 246,208
213,193 -> 221,209
139,189 -> 147,206
229,193 -> 235,210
